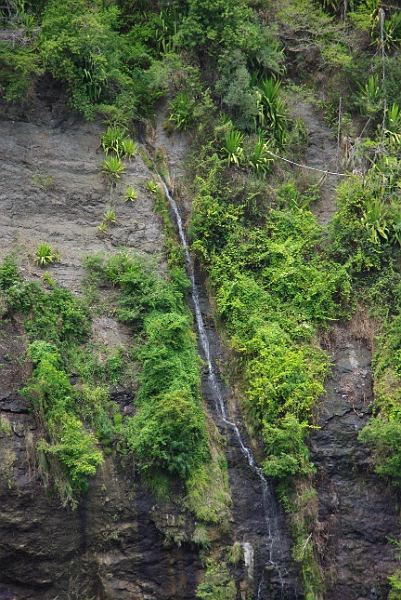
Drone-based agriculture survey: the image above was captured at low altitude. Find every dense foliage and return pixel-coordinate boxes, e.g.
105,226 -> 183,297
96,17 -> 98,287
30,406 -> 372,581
0,250 -> 211,505
85,252 -> 210,480
4,0 -> 401,594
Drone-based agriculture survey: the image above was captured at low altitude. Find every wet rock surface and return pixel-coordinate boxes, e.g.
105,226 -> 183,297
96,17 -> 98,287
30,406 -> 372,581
294,100 -> 401,598
0,91 -> 205,600
192,266 -> 303,600
0,349 -> 205,597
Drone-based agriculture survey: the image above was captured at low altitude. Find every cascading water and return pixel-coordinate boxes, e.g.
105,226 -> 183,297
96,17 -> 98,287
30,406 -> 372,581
159,177 -> 291,599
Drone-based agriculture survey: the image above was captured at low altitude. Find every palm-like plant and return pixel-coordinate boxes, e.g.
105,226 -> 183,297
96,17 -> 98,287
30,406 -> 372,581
145,180 -> 158,193
248,138 -> 273,177
101,127 -> 126,157
257,77 -> 287,146
361,197 -> 389,244
221,128 -> 244,166
102,156 -> 126,181
97,222 -> 108,233
103,209 -> 117,225
356,75 -> 382,117
385,104 -> 401,146
121,138 -> 138,160
168,92 -> 194,131
34,242 -> 60,266
125,187 -> 138,202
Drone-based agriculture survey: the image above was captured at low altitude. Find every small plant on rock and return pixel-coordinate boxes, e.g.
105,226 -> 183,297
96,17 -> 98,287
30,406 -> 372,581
145,180 -> 158,193
125,187 -> 138,202
34,242 -> 60,267
103,210 -> 117,225
42,272 -> 55,286
97,222 -> 108,233
102,156 -> 126,181
121,138 -> 138,160
101,126 -> 126,157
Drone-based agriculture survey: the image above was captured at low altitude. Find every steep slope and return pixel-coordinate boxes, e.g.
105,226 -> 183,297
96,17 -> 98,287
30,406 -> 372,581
298,102 -> 401,599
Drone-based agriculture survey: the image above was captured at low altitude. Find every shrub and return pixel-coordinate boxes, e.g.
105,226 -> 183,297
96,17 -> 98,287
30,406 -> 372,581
85,252 -> 211,479
40,0 -> 120,115
359,418 -> 401,485
126,390 -> 209,478
38,413 -> 104,491
196,559 -> 236,600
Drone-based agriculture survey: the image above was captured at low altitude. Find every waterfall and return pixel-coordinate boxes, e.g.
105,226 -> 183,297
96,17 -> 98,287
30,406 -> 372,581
159,178 -> 288,599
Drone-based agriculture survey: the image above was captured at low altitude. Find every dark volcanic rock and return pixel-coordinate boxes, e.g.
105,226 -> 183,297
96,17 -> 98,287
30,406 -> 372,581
310,326 -> 401,599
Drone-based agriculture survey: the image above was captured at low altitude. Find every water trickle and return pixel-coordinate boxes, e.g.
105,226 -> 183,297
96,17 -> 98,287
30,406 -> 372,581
159,178 -> 288,599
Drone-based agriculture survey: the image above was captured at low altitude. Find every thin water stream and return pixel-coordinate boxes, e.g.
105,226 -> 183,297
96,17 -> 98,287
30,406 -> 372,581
159,177 -> 289,599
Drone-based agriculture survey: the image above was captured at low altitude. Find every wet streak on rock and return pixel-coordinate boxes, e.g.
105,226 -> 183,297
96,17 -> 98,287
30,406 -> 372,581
190,264 -> 302,600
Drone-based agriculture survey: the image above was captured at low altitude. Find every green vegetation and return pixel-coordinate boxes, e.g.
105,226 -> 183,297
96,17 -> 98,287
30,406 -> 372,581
196,558 -> 236,600
103,209 -> 117,225
101,127 -> 138,159
0,248 -> 222,513
5,0 -> 401,593
34,242 -> 60,266
101,156 -> 126,181
84,248 -> 210,480
124,187 -> 137,202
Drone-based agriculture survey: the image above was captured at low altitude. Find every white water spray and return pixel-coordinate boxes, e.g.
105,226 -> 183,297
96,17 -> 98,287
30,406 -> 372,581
159,178 -> 287,599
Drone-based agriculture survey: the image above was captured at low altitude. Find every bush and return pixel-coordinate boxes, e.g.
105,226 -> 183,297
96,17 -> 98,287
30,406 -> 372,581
40,0 -> 121,116
359,418 -> 401,485
38,413 -> 103,491
126,390 -> 209,478
85,251 -> 211,479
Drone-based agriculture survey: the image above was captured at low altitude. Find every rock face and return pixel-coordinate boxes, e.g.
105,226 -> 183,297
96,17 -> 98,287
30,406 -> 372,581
192,266 -> 303,600
1,83 -> 401,600
0,80 -> 163,293
310,325 -> 400,600
0,86 -> 207,600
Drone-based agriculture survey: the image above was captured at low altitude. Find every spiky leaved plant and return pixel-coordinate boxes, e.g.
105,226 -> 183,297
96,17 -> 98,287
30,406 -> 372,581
34,242 -> 60,266
101,156 -> 126,181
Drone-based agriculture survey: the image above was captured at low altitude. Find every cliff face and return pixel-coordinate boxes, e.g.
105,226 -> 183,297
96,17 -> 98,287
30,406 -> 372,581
0,86 -> 205,600
311,325 -> 400,600
1,84 -> 401,600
